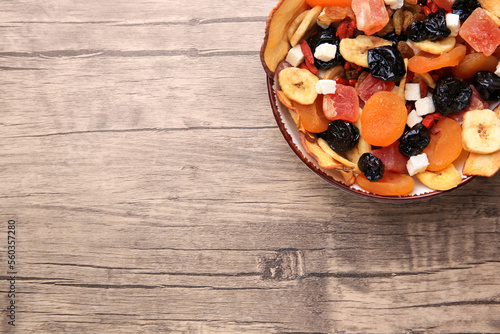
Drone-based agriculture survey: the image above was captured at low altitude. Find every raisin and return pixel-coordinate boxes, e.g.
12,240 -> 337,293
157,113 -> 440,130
368,46 -> 406,82
358,153 -> 385,182
452,0 -> 481,21
472,71 -> 500,101
406,8 -> 450,42
307,27 -> 342,70
433,77 -> 472,116
398,123 -> 431,157
320,120 -> 359,153
397,41 -> 415,59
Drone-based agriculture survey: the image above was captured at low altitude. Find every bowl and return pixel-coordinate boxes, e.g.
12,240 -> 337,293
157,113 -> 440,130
266,75 -> 477,201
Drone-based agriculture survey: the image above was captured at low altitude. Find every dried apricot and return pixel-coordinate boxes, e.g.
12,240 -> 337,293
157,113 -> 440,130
357,172 -> 414,196
360,91 -> 407,147
451,52 -> 499,79
292,96 -> 330,133
408,44 -> 466,73
422,118 -> 463,171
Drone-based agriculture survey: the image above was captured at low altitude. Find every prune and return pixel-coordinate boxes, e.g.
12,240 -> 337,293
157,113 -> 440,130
368,46 -> 406,82
406,20 -> 428,42
358,153 -> 385,182
307,27 -> 342,70
424,9 -> 451,40
381,32 -> 407,47
398,123 -> 431,158
321,120 -> 359,152
472,71 -> 500,101
452,0 -> 481,22
433,77 -> 472,116
407,9 -> 450,42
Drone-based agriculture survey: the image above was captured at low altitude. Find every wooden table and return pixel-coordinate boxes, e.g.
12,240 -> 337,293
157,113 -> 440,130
0,0 -> 499,333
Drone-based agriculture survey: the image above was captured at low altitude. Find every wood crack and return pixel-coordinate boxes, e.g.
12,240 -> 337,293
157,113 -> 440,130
0,49 -> 259,59
8,125 -> 277,138
383,300 -> 500,309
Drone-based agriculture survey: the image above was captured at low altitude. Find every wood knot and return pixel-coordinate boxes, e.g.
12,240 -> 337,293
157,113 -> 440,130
259,250 -> 306,280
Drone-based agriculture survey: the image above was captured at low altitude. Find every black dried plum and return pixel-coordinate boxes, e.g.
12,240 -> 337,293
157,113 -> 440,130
406,20 -> 428,42
472,71 -> 500,101
358,153 -> 384,182
424,9 -> 451,41
321,120 -> 359,153
452,0 -> 481,22
381,32 -> 407,46
307,27 -> 342,70
407,9 -> 450,42
368,46 -> 406,82
433,77 -> 472,116
398,123 -> 431,158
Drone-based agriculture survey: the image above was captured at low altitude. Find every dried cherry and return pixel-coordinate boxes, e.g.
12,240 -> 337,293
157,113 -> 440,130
320,120 -> 359,152
358,153 -> 385,182
307,27 -> 342,70
451,0 -> 481,21
367,46 -> 406,82
398,123 -> 431,157
433,77 -> 472,116
472,71 -> 500,101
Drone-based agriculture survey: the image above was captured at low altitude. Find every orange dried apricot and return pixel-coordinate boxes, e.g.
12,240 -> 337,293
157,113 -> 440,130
360,91 -> 407,147
292,96 -> 330,133
357,172 -> 414,197
408,44 -> 466,74
422,118 -> 463,171
451,52 -> 499,79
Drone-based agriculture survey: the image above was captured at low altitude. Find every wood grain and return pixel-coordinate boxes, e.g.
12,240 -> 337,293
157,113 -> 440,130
0,0 -> 499,333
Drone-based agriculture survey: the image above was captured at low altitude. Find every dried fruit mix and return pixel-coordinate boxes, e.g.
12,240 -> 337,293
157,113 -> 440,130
261,0 -> 500,197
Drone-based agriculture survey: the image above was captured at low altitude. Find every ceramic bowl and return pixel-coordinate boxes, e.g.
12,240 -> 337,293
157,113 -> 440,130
266,76 -> 477,201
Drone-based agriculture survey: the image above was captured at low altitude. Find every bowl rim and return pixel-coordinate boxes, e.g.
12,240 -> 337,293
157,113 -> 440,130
266,75 -> 476,202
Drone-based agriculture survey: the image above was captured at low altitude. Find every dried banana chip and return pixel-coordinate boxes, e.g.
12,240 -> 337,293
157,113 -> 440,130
463,150 -> 500,177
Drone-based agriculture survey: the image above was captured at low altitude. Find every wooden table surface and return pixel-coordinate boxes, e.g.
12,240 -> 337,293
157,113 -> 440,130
0,1 -> 499,333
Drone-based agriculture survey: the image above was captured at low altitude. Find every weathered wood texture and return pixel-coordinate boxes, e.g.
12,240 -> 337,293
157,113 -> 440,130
0,0 -> 499,333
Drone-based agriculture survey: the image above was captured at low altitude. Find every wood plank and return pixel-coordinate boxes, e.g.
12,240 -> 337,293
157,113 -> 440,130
0,0 -> 499,333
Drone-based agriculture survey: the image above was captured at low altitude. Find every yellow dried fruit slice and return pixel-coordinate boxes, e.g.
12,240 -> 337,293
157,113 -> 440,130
462,109 -> 500,154
416,163 -> 463,191
279,67 -> 319,105
317,138 -> 357,170
479,0 -> 500,18
484,9 -> 500,27
339,35 -> 392,68
300,133 -> 345,170
287,10 -> 310,42
412,36 -> 456,54
261,0 -> 310,76
290,5 -> 323,47
463,150 -> 500,177
340,170 -> 356,186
